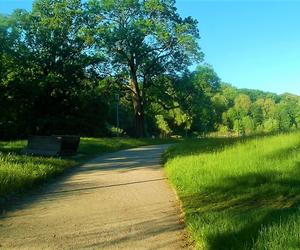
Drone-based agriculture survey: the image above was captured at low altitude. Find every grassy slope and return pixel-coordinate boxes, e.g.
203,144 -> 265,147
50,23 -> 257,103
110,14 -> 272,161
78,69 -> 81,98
0,137 -> 172,198
164,131 -> 300,250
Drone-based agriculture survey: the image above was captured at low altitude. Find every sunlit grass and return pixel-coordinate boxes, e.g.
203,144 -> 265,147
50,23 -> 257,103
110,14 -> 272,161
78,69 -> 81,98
165,131 -> 300,249
0,154 -> 73,198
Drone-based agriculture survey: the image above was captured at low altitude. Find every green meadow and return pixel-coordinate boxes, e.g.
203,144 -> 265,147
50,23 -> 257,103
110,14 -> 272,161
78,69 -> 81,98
165,131 -> 300,250
0,137 -> 172,199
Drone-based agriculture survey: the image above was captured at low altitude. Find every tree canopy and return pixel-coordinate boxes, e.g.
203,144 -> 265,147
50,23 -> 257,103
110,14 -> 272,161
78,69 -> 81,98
0,0 -> 299,139
87,0 -> 202,136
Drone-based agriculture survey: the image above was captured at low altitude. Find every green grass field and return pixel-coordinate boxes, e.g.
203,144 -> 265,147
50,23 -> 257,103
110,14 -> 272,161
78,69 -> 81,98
0,137 -> 172,199
164,131 -> 300,250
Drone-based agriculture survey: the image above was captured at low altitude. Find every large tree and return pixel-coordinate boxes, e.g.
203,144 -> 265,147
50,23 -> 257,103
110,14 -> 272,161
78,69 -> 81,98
0,0 -> 111,138
88,0 -> 202,137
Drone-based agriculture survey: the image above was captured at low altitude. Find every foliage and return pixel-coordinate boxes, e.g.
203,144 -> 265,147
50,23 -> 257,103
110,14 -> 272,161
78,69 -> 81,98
87,0 -> 202,137
155,115 -> 172,137
0,0 -> 300,139
0,0 -> 107,139
216,84 -> 300,136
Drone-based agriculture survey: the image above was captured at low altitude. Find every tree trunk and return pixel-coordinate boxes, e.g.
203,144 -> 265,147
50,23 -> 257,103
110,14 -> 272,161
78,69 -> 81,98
129,72 -> 145,138
133,99 -> 145,138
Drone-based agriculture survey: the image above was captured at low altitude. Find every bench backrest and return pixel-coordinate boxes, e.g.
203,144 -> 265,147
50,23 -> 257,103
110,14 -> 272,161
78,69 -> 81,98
24,135 -> 80,156
25,136 -> 62,156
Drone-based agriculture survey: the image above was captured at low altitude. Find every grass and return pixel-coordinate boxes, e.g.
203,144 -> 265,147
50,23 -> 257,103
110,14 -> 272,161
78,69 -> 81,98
0,137 -> 173,199
164,131 -> 300,250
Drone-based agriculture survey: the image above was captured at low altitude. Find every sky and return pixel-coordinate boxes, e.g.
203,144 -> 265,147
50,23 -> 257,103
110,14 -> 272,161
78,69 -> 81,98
0,0 -> 299,95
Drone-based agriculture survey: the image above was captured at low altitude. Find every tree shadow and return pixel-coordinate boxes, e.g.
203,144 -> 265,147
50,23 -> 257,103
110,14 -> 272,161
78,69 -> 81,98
180,160 -> 300,250
264,140 -> 300,161
0,145 -> 170,215
83,213 -> 185,249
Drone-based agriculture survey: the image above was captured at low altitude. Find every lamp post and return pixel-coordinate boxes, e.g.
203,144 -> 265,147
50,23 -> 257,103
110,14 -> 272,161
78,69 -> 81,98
115,93 -> 120,129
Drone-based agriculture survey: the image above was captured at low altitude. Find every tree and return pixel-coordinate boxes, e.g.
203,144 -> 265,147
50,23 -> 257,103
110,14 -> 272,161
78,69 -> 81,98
0,15 -> 8,79
155,114 -> 172,137
175,66 -> 221,134
276,103 -> 291,131
241,116 -> 254,135
250,102 -> 264,128
234,94 -> 251,116
280,94 -> 300,128
88,0 -> 202,137
221,83 -> 238,106
192,65 -> 220,93
2,0 -> 300,139
263,118 -> 278,132
0,0 -> 109,138
212,93 -> 228,124
260,98 -> 277,120
230,94 -> 251,135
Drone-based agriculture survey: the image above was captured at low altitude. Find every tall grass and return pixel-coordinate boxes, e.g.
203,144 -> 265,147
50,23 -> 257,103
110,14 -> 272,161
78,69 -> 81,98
0,137 -> 173,199
0,154 -> 73,198
165,131 -> 300,249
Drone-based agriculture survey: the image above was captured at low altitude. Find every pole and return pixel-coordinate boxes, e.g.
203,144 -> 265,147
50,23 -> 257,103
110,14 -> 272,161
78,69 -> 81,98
115,94 -> 120,132
116,99 -> 119,128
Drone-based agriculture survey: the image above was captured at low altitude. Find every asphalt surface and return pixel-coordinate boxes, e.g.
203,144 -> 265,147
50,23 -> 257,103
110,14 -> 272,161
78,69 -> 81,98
0,144 -> 189,249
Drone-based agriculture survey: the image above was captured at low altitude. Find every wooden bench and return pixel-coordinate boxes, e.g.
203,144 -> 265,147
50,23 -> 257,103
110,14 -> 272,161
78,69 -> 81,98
24,136 -> 62,156
24,135 -> 80,156
55,135 -> 80,156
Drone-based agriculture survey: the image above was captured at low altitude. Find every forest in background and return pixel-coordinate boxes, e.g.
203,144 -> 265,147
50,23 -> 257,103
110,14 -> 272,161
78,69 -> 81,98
0,0 -> 299,140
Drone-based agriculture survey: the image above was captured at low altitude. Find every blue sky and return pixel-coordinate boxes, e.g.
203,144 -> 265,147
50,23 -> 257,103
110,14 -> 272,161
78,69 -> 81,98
1,0 -> 299,95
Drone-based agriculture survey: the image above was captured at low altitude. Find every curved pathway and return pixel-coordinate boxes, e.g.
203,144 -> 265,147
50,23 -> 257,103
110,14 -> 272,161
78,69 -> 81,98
0,145 -> 188,249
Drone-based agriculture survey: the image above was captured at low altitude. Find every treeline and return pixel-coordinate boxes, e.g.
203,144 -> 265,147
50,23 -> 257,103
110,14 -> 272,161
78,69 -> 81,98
214,85 -> 300,136
147,72 -> 300,137
0,0 -> 299,140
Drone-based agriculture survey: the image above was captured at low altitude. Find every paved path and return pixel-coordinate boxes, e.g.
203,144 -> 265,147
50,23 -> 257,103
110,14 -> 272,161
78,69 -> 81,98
0,145 -> 188,249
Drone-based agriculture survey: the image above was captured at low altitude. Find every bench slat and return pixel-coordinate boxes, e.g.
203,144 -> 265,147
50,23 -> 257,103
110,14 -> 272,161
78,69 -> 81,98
24,135 -> 80,157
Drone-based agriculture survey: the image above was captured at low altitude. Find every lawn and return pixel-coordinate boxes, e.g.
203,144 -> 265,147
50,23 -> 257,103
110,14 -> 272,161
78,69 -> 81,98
164,131 -> 300,250
0,137 -> 173,199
